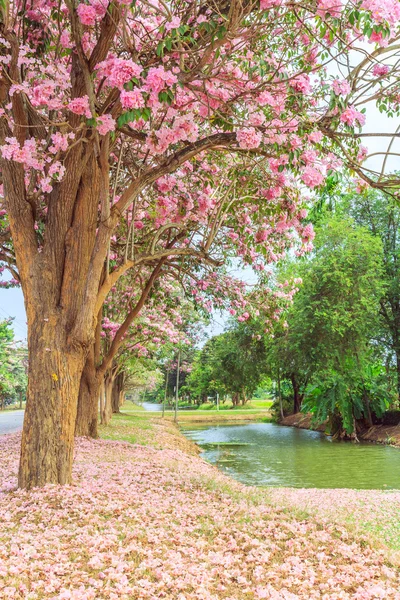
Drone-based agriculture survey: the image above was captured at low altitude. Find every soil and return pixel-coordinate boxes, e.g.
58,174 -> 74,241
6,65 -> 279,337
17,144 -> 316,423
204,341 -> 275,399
280,412 -> 400,447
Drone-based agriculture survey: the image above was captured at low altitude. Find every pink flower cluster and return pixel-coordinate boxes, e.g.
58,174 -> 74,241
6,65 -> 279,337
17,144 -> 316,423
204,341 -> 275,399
97,57 -> 142,89
0,137 -> 42,169
340,105 -> 366,127
332,79 -> 351,96
68,95 -> 91,118
120,89 -> 145,110
237,127 -> 262,150
77,1 -> 107,27
144,66 -> 178,94
317,0 -> 343,19
97,114 -> 116,136
147,115 -> 198,154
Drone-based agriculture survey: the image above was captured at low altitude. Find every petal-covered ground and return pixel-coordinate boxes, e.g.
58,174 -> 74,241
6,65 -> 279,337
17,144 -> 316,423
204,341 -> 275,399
1,414 -> 400,600
266,487 -> 400,560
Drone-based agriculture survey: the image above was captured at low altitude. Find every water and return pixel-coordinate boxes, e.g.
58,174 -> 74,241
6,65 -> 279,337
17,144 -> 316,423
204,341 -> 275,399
141,402 -> 163,412
181,422 -> 400,489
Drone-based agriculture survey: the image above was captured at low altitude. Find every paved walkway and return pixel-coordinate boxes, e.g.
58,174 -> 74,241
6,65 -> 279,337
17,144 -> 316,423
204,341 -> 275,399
0,410 -> 24,435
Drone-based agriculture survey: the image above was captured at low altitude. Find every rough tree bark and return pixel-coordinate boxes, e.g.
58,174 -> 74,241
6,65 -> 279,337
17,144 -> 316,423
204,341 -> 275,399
75,356 -> 100,438
75,310 -> 103,437
13,147 -> 101,488
112,372 -> 124,413
18,320 -> 86,487
103,372 -> 114,425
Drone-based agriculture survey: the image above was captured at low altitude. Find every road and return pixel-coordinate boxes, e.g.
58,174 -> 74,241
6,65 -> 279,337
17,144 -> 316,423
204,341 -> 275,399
0,410 -> 24,435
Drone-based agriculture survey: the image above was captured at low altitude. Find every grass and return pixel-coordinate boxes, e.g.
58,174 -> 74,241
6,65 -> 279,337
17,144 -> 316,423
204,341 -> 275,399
99,409 -> 157,446
0,403 -> 25,412
161,398 -> 273,411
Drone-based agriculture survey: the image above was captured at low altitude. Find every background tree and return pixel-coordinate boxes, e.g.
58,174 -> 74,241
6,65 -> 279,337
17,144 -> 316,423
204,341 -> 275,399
0,319 -> 27,410
187,322 -> 267,405
268,217 -> 387,434
344,189 -> 400,402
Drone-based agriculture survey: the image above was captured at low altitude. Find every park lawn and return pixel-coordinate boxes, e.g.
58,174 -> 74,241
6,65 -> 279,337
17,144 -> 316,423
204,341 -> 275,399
166,398 -> 273,411
0,407 -> 399,599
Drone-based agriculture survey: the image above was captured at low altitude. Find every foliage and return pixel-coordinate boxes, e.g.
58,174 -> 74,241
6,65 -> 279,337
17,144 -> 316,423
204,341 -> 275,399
0,319 -> 27,409
266,216 -> 387,432
186,323 -> 266,404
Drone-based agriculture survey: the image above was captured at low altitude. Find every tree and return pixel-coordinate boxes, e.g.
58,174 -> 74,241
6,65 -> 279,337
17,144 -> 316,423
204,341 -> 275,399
0,1 -> 399,487
187,323 -> 267,405
280,217 -> 386,434
343,190 -> 400,402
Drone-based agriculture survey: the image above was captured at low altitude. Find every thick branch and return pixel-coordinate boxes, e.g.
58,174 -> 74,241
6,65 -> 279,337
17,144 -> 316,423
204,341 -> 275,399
97,260 -> 165,377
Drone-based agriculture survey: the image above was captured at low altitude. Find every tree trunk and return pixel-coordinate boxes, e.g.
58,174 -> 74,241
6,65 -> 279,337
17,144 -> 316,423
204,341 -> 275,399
18,322 -> 85,489
75,307 -> 103,437
291,374 -> 302,414
75,357 -> 100,438
103,373 -> 114,425
277,370 -> 284,420
396,351 -> 400,405
363,388 -> 373,428
99,380 -> 105,425
111,372 -> 124,414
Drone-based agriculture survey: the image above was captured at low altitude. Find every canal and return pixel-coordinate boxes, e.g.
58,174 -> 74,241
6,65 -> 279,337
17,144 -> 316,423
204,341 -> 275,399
180,422 -> 400,489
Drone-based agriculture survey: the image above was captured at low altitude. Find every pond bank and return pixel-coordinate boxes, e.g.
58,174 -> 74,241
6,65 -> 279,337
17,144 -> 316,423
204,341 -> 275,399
1,408 -> 400,598
174,411 -> 272,424
280,412 -> 400,447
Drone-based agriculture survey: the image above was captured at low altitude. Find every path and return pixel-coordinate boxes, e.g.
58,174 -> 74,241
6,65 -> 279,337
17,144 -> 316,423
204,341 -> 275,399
0,410 -> 24,435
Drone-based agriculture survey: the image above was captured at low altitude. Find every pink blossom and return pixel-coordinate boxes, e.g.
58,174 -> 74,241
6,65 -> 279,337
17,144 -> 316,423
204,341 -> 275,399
165,16 -> 181,31
97,114 -> 115,135
302,222 -> 315,241
317,0 -> 343,19
76,4 -> 97,26
59,30 -> 73,49
68,96 -> 91,118
144,66 -> 178,94
308,131 -> 323,143
291,74 -> 312,95
340,105 -> 366,127
260,0 -> 282,8
236,127 -> 262,150
301,165 -> 324,188
372,64 -> 389,76
97,57 -> 142,89
361,0 -> 400,27
120,89 -> 145,109
255,228 -> 268,243
332,79 -> 351,96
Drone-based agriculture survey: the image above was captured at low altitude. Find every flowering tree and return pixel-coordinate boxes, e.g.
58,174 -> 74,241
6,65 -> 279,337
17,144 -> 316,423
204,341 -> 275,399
91,276 -> 201,430
0,0 -> 400,487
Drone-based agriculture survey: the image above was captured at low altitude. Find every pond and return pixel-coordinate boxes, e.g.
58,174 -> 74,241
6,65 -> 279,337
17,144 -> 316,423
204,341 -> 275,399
181,422 -> 400,489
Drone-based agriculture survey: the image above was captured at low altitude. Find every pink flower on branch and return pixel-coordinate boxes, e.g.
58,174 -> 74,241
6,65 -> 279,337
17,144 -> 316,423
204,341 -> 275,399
68,95 -> 91,118
97,114 -> 116,135
236,127 -> 262,150
317,0 -> 343,19
340,105 -> 366,127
